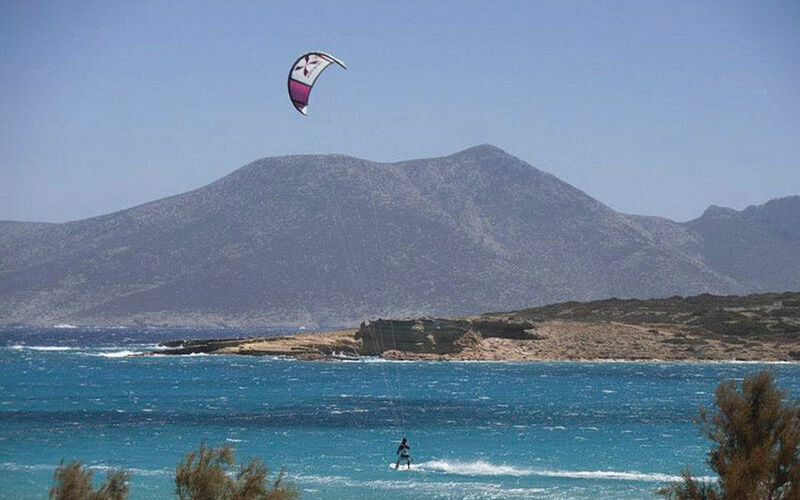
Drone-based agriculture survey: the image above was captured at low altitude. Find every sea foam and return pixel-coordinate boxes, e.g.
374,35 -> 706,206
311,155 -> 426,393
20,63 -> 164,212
411,459 -> 716,483
302,473 -> 549,498
0,462 -> 170,477
91,350 -> 141,358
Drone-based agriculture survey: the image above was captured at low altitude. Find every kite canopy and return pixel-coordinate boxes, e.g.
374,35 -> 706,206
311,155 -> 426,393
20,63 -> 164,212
288,51 -> 347,115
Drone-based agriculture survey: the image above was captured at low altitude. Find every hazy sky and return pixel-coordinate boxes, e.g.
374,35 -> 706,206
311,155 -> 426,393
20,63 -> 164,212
2,0 -> 799,222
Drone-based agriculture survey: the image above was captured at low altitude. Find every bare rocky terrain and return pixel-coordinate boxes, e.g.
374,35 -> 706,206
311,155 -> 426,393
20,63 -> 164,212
2,145 -> 798,327
156,291 -> 800,361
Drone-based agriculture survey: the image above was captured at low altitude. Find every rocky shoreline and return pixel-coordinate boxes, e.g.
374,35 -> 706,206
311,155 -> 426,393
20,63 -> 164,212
154,293 -> 800,362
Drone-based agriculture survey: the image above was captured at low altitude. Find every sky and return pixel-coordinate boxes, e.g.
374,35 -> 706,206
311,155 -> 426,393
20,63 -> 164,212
1,0 -> 799,223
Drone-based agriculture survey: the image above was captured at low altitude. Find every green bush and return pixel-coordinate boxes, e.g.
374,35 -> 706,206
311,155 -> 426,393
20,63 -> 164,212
175,444 -> 299,500
660,371 -> 800,499
49,461 -> 129,500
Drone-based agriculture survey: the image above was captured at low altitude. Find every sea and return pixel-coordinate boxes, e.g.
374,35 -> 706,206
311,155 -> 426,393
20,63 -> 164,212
2,326 -> 799,500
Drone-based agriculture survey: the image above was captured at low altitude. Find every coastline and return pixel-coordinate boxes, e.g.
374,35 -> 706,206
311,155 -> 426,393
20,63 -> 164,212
154,317 -> 800,363
143,292 -> 800,362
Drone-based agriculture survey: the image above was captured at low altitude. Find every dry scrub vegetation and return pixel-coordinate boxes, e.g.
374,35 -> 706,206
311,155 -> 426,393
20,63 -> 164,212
49,445 -> 298,500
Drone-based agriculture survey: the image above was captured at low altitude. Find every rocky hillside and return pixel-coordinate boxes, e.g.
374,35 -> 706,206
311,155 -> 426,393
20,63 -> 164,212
505,291 -> 800,339
1,145 -> 798,327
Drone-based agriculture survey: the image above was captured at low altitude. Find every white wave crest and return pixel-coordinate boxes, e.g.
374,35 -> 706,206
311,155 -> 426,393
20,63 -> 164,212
301,473 -> 549,498
358,357 -> 412,363
412,460 -> 715,483
91,350 -> 141,358
0,462 -> 53,472
27,346 -> 74,351
0,462 -> 169,477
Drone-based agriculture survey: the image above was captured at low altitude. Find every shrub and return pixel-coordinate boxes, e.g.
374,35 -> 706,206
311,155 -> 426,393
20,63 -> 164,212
175,444 -> 299,500
660,469 -> 720,500
49,461 -> 129,500
660,371 -> 800,499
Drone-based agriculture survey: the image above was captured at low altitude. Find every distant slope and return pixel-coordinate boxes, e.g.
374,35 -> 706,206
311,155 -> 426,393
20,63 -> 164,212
685,196 -> 800,291
0,145 -> 796,327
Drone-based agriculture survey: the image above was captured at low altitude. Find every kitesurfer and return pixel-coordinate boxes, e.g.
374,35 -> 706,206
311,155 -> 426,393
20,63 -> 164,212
395,436 -> 411,470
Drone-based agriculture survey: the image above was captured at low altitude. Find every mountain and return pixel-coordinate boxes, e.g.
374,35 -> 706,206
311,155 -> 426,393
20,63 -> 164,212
0,145 -> 797,327
685,196 -> 800,291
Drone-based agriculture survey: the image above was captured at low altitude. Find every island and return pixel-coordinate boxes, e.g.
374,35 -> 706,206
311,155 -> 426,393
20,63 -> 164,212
155,292 -> 800,362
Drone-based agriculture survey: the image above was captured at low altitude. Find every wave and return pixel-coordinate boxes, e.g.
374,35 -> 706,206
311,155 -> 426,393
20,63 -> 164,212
300,473 -> 550,498
411,460 -> 715,483
6,344 -> 157,358
6,346 -> 148,357
0,462 -> 170,477
148,351 -> 210,358
90,350 -> 142,358
11,345 -> 76,351
330,408 -> 368,414
89,465 -> 171,477
349,357 -> 414,364
53,324 -> 77,329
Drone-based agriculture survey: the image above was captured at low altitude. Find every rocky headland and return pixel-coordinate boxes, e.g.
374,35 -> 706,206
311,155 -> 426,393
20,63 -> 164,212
155,292 -> 800,362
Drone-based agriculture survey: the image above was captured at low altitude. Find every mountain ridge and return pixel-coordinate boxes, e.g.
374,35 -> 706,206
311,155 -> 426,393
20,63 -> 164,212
1,145 -> 798,327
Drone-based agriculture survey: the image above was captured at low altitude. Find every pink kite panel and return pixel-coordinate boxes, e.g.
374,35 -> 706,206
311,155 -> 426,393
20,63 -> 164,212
289,79 -> 311,111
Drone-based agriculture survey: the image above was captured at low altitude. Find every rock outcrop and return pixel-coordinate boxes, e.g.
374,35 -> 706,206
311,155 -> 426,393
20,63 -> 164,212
356,318 -> 537,356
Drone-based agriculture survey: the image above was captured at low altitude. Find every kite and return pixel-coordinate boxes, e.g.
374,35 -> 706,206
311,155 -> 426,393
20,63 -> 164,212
287,51 -> 347,115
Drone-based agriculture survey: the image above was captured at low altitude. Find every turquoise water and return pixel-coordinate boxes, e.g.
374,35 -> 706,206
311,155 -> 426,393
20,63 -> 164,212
2,327 -> 799,499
